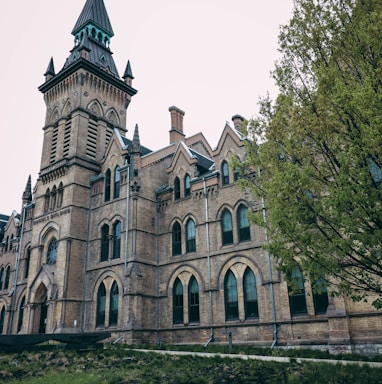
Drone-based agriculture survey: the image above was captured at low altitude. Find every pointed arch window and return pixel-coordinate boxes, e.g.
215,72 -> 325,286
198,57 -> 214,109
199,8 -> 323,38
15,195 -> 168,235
243,268 -> 258,319
112,221 -> 121,259
238,205 -> 251,242
288,267 -> 307,316
46,238 -> 58,265
109,281 -> 119,326
105,169 -> 111,202
100,224 -> 109,262
114,166 -> 121,199
224,270 -> 238,320
174,177 -> 180,201
25,246 -> 31,279
57,182 -> 64,208
184,174 -> 191,197
172,222 -> 182,256
9,234 -> 13,251
186,219 -> 196,253
173,278 -> 183,324
0,268 -> 4,290
221,209 -> 233,245
312,275 -> 329,315
4,266 -> 10,290
96,283 -> 106,327
4,237 -> 9,252
50,185 -> 57,210
222,161 -> 230,185
0,307 -> 5,334
44,189 -> 50,212
188,277 -> 200,323
17,296 -> 26,333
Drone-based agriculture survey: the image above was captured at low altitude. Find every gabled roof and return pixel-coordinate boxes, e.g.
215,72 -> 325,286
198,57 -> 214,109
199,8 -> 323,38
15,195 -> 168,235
72,0 -> 114,37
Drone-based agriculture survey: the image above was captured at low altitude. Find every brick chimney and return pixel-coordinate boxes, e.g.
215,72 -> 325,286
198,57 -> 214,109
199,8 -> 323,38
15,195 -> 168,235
169,106 -> 186,144
231,114 -> 245,131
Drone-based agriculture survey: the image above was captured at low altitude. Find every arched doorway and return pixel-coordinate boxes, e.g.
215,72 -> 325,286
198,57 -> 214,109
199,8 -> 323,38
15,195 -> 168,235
32,284 -> 48,334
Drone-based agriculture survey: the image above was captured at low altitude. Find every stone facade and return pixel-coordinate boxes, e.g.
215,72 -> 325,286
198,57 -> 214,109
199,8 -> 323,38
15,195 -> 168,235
0,0 -> 381,354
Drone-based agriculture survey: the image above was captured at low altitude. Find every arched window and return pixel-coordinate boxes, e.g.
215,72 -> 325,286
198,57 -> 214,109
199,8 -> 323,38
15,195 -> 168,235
186,219 -> 196,253
312,275 -> 329,315
0,307 -> 5,334
0,269 -> 4,290
46,238 -> 58,264
172,222 -> 182,256
4,266 -> 10,290
221,209 -> 233,245
222,161 -> 229,185
57,183 -> 64,208
173,278 -> 183,324
112,221 -> 121,259
188,277 -> 199,323
96,283 -> 106,327
174,177 -> 180,200
109,281 -> 119,326
9,234 -> 13,251
50,185 -> 57,210
25,246 -> 31,279
288,267 -> 307,316
114,166 -> 121,199
4,237 -> 9,252
17,296 -> 26,333
44,189 -> 50,212
224,270 -> 238,320
105,169 -> 111,202
237,205 -> 251,242
184,174 -> 191,197
100,224 -> 109,262
243,268 -> 258,319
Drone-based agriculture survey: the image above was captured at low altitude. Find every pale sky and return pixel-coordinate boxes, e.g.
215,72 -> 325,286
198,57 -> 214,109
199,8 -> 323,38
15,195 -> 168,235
0,0 -> 293,215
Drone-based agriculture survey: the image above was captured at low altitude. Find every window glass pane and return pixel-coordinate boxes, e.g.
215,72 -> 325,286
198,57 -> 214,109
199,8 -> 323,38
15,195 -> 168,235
288,267 -> 307,316
101,225 -> 109,261
97,283 -> 106,327
172,222 -> 182,256
47,239 -> 57,264
244,268 -> 259,319
173,279 -> 183,324
188,277 -> 200,323
224,270 -> 238,320
185,174 -> 191,197
174,178 -> 180,200
109,282 -> 119,326
113,221 -> 121,259
222,161 -> 230,185
186,220 -> 196,253
222,210 -> 233,245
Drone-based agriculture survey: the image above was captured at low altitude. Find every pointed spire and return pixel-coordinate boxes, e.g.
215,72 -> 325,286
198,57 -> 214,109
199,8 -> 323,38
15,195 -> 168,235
22,175 -> 32,205
72,0 -> 114,47
132,124 -> 141,153
123,60 -> 134,79
123,60 -> 134,85
44,57 -> 55,82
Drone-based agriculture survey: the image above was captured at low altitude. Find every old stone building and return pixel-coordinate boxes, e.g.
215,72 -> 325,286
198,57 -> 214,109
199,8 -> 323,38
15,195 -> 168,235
0,0 -> 381,353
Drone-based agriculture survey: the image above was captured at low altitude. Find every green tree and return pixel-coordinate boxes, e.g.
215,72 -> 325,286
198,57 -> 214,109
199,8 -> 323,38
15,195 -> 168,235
236,0 -> 382,308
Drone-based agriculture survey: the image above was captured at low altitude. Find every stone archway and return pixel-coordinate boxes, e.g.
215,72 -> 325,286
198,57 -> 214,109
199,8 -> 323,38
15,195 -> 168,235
32,284 -> 48,334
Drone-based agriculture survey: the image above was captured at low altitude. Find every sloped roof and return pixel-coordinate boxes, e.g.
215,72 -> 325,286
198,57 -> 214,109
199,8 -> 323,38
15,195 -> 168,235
72,0 -> 114,37
120,136 -> 152,156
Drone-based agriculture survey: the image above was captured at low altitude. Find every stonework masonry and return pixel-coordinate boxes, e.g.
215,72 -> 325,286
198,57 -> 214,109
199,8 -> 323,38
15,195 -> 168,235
0,0 -> 381,354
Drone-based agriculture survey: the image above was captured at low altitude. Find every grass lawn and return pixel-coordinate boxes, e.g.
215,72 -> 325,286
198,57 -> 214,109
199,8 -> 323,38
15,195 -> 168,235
0,346 -> 380,383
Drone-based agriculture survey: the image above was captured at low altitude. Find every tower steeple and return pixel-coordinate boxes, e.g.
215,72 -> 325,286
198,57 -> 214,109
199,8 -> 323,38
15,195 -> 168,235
22,175 -> 32,206
72,0 -> 114,47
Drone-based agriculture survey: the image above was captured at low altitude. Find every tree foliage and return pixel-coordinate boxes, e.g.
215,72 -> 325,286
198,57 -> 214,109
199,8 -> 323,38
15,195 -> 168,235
236,0 -> 382,308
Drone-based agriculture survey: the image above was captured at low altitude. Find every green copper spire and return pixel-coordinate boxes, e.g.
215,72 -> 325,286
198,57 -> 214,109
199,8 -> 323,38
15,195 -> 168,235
72,0 -> 114,47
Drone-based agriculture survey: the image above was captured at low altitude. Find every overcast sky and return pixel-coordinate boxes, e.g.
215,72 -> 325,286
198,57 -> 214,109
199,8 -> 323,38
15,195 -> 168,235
0,0 -> 293,215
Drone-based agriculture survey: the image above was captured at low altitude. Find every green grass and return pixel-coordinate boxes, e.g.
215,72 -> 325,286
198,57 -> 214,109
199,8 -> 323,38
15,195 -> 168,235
0,346 -> 381,383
